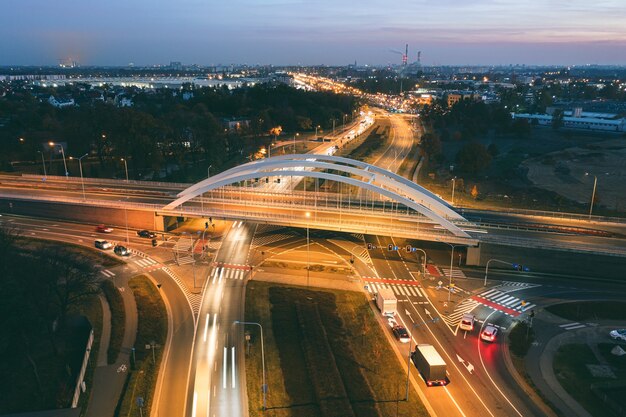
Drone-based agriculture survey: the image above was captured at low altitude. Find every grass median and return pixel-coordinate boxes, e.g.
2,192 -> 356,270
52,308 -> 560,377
546,301 -> 626,321
244,281 -> 428,417
101,280 -> 126,364
116,275 -> 167,417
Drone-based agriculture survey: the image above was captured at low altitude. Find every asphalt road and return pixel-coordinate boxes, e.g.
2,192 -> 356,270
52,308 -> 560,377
187,221 -> 253,417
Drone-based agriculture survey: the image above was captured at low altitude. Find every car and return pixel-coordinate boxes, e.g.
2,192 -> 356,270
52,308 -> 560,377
114,245 -> 130,256
96,224 -> 113,233
480,325 -> 498,342
95,239 -> 113,250
610,329 -> 626,342
459,313 -> 475,331
137,230 -> 156,239
392,325 -> 411,343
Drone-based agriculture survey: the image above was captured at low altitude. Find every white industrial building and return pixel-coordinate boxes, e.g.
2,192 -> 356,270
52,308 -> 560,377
512,108 -> 625,132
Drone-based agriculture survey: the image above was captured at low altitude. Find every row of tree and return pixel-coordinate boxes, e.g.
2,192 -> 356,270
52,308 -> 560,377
0,228 -> 101,412
0,83 -> 357,181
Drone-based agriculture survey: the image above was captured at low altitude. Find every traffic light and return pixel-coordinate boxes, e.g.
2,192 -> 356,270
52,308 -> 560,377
388,244 -> 393,251
405,244 -> 412,252
209,217 -> 212,224
367,243 -> 373,250
265,178 -> 269,183
277,178 -> 281,183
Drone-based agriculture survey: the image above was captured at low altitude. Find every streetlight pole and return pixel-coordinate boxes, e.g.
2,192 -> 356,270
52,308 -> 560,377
305,212 -> 311,288
293,133 -> 299,154
37,151 -> 47,180
233,321 -> 266,411
121,158 -> 129,182
315,125 -> 320,139
451,177 -> 456,206
437,240 -> 464,302
49,142 -> 68,178
484,259 -> 507,286
589,174 -> 597,218
208,165 -> 212,178
78,153 -> 88,201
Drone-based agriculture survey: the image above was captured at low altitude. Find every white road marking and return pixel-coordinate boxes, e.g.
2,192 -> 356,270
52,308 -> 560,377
231,346 -> 236,388
223,347 -> 227,389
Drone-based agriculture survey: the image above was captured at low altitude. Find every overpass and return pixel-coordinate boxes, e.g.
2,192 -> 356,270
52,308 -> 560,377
0,155 -> 481,246
163,154 -> 480,245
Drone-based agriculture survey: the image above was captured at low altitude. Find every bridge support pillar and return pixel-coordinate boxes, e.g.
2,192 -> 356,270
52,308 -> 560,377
466,244 -> 481,266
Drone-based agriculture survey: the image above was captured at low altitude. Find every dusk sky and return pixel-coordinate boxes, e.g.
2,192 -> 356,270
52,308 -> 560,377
1,0 -> 625,66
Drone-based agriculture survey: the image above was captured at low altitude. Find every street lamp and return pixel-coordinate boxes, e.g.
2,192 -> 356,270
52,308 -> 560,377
305,212 -> 311,288
208,164 -> 213,178
76,153 -> 89,201
121,158 -> 129,182
49,141 -> 68,178
233,321 -> 266,411
451,177 -> 457,206
436,240 -> 465,302
315,125 -> 320,139
37,151 -> 47,180
293,133 -> 299,154
585,172 -> 597,218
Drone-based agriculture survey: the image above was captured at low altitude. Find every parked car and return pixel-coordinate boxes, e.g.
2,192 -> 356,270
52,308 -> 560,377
459,313 -> 475,331
610,329 -> 626,342
95,239 -> 112,250
137,230 -> 156,239
480,325 -> 498,342
114,245 -> 130,256
96,224 -> 113,233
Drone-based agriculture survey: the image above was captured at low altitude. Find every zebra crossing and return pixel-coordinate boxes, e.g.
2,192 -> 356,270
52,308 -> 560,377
365,281 -> 429,299
493,281 -> 541,293
472,288 -> 536,317
442,298 -> 480,328
133,257 -> 163,272
100,269 -> 116,278
251,233 -> 297,248
559,322 -> 587,331
209,266 -> 249,283
440,268 -> 466,279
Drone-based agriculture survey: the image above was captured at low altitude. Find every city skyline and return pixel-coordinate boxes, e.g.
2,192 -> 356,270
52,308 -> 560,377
1,0 -> 626,66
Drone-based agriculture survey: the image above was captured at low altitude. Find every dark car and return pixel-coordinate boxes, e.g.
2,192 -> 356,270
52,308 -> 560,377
137,230 -> 156,239
392,325 -> 411,343
114,245 -> 130,256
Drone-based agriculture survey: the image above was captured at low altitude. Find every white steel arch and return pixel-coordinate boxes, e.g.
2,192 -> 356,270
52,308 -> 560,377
164,155 -> 472,238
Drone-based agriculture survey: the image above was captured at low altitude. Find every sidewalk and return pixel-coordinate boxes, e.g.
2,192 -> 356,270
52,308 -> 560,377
85,272 -> 138,417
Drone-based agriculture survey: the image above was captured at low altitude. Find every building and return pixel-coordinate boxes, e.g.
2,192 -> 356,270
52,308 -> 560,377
222,117 -> 251,131
512,107 -> 625,132
445,91 -> 481,107
48,95 -> 75,108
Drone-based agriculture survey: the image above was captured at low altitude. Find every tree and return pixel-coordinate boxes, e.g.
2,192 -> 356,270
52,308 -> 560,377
455,143 -> 492,174
471,185 -> 479,199
420,132 -> 441,160
487,143 -> 499,157
551,109 -> 564,130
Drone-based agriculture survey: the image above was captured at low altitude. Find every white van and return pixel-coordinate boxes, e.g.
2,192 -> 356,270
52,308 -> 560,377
459,313 -> 475,331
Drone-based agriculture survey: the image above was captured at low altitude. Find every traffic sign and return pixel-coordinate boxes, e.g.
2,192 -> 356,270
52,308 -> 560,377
405,244 -> 412,252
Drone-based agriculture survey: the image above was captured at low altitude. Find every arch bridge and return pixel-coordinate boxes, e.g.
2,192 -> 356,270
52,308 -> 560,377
161,155 -> 481,245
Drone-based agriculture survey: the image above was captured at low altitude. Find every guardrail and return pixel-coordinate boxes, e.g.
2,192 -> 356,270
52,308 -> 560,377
480,234 -> 626,257
460,206 -> 626,225
71,329 -> 94,408
20,173 -> 191,189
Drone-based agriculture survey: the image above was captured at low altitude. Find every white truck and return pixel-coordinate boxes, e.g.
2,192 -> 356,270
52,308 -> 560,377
375,288 -> 397,317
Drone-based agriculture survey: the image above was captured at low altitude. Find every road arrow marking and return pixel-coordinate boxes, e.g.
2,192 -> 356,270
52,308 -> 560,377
425,309 -> 432,319
457,354 -> 474,374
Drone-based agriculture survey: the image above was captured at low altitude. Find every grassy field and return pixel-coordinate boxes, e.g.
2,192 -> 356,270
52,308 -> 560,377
545,301 -> 626,321
16,236 -> 123,268
553,343 -> 626,417
116,275 -> 167,417
244,281 -> 429,417
101,280 -> 126,364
